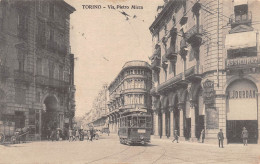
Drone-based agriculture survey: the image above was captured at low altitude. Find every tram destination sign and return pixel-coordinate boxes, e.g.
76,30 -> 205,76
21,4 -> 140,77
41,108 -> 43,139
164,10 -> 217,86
203,79 -> 215,105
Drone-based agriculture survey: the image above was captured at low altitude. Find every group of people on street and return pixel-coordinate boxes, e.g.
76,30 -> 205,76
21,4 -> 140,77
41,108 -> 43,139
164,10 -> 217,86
218,127 -> 249,148
171,127 -> 249,147
68,129 -> 85,141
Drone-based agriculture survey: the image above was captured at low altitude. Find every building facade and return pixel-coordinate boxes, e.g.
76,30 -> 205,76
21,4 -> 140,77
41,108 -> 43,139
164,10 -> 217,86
107,61 -> 152,133
0,0 -> 76,140
90,84 -> 109,130
149,0 -> 260,144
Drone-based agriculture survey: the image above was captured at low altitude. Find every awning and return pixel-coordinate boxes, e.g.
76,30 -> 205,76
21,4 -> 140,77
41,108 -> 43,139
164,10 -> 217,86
225,31 -> 256,50
168,92 -> 177,107
234,0 -> 248,6
160,95 -> 169,110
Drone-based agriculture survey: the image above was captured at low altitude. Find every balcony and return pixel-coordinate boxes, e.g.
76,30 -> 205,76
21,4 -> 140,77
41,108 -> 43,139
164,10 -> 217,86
151,58 -> 161,71
179,39 -> 188,58
14,70 -> 33,84
35,75 -> 69,88
184,25 -> 203,47
165,45 -> 177,61
184,65 -> 203,81
17,25 -> 28,41
230,12 -> 252,28
157,73 -> 183,92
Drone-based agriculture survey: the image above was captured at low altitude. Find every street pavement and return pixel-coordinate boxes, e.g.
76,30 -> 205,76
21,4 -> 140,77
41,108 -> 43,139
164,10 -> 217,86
0,134 -> 260,164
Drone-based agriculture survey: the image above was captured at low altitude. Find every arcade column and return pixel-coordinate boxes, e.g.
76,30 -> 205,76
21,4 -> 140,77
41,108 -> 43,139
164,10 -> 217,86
190,102 -> 196,141
178,104 -> 184,140
162,110 -> 166,138
170,107 -> 175,138
153,111 -> 159,136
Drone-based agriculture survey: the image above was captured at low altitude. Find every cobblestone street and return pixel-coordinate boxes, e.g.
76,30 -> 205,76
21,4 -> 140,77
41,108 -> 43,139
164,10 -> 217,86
1,134 -> 260,164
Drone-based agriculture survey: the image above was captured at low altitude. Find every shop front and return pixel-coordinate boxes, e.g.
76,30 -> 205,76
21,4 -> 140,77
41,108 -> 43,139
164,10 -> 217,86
226,79 -> 258,143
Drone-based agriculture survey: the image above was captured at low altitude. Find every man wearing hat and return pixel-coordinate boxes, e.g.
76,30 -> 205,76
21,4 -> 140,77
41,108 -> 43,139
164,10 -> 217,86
172,130 -> 179,143
241,127 -> 248,146
217,129 -> 224,148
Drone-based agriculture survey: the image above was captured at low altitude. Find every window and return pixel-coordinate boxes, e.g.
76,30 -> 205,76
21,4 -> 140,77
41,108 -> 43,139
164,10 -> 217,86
29,109 -> 35,125
138,117 -> 146,128
49,3 -> 55,19
36,58 -> 42,75
36,91 -> 41,103
15,88 -> 26,104
59,66 -> 63,80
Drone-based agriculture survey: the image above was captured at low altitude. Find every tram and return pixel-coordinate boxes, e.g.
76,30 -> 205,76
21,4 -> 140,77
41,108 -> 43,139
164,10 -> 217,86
118,113 -> 152,145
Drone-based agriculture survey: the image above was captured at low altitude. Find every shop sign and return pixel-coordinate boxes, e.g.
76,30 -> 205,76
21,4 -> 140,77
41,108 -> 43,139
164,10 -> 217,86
203,79 -> 215,105
226,56 -> 260,69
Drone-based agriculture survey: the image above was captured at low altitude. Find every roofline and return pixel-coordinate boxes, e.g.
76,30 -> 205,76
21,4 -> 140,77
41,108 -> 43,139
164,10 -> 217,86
108,60 -> 151,91
149,0 -> 181,34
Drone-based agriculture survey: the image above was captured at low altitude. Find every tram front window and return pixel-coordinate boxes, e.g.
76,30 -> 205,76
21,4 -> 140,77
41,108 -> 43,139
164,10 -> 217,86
139,117 -> 146,128
132,117 -> 137,127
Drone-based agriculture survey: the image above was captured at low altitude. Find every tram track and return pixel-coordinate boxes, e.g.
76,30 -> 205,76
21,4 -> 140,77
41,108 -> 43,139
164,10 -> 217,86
151,145 -> 166,164
86,145 -> 131,164
122,145 -> 148,162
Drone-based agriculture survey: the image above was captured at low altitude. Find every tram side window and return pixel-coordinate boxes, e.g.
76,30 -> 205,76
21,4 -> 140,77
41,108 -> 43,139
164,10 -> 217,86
132,117 -> 138,127
138,117 -> 146,128
146,117 -> 152,128
127,116 -> 132,127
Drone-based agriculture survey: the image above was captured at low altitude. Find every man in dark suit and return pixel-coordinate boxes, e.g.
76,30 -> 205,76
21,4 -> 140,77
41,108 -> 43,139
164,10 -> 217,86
218,129 -> 224,148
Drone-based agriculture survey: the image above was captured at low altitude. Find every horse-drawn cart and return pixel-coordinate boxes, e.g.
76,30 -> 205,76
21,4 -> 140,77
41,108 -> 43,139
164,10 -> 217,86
0,121 -> 29,144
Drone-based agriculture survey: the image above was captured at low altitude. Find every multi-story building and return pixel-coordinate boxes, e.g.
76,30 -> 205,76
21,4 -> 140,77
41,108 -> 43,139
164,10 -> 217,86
91,84 -> 109,130
107,61 -> 152,133
0,0 -> 75,140
149,0 -> 260,144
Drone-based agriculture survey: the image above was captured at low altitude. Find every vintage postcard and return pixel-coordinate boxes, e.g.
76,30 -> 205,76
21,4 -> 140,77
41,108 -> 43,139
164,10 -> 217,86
0,0 -> 260,163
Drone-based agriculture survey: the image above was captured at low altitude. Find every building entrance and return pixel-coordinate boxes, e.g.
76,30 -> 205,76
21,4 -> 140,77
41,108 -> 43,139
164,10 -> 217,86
42,96 -> 59,139
226,79 -> 258,144
227,120 -> 258,143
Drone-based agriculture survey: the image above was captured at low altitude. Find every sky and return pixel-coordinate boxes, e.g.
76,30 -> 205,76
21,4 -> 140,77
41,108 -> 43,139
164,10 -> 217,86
65,0 -> 164,117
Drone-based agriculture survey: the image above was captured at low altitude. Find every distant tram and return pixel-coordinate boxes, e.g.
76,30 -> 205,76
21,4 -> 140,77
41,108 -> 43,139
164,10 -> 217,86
118,113 -> 152,145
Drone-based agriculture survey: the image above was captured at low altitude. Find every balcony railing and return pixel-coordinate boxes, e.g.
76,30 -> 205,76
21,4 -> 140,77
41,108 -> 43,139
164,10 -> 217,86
157,73 -> 183,92
230,12 -> 252,27
35,75 -> 69,88
14,70 -> 33,83
184,25 -> 203,46
184,65 -> 203,79
151,58 -> 161,70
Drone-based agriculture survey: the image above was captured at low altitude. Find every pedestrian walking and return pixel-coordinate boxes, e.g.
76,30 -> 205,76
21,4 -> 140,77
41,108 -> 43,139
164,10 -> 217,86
217,129 -> 224,148
75,130 -> 79,141
200,129 -> 205,143
56,130 -> 60,141
90,128 -> 94,141
241,127 -> 248,146
172,130 -> 179,143
69,129 -> 73,142
51,130 -> 55,142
